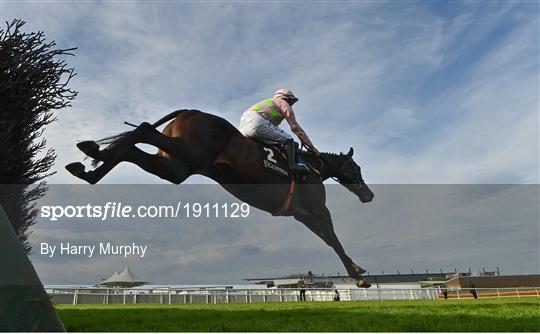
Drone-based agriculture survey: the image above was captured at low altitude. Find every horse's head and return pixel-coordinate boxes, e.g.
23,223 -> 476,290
323,148 -> 374,203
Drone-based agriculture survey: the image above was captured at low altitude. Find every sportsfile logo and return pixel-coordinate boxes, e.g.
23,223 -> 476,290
40,201 -> 250,221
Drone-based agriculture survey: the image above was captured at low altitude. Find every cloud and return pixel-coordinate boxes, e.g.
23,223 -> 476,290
3,2 -> 538,283
4,2 -> 537,184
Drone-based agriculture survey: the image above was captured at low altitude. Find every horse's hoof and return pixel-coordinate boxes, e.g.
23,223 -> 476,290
77,141 -> 99,156
356,279 -> 371,288
352,264 -> 366,276
65,162 -> 85,176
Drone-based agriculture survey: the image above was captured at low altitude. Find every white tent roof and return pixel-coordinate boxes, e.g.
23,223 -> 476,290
109,270 -> 120,280
99,268 -> 149,287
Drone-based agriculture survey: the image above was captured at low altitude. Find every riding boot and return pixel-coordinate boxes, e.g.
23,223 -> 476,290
284,139 -> 308,175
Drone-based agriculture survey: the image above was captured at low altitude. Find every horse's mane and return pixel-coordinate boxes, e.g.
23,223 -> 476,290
321,152 -> 341,157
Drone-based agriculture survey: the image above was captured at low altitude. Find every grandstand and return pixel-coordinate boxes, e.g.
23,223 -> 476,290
244,271 -> 451,289
244,270 -> 540,290
444,275 -> 540,288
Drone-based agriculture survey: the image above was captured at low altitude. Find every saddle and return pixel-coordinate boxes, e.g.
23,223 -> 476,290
254,140 -> 309,179
254,140 -> 311,216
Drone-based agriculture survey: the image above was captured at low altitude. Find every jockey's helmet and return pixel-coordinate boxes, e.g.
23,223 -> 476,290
274,88 -> 299,104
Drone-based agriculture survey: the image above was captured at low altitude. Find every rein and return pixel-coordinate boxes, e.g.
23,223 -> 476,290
319,153 -> 350,182
317,153 -> 360,196
298,147 -> 352,184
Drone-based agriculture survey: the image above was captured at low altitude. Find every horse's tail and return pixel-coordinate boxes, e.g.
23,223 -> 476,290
91,109 -> 190,167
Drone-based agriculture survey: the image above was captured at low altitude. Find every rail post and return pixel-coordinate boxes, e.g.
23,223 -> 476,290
496,288 -> 500,299
516,289 -> 520,298
456,290 -> 460,299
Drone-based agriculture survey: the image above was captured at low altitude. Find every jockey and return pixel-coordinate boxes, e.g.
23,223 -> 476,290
239,89 -> 320,174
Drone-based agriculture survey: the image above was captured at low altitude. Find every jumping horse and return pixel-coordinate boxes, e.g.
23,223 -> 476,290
65,110 -> 375,287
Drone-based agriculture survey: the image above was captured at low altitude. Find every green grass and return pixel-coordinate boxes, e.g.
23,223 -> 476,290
56,298 -> 540,332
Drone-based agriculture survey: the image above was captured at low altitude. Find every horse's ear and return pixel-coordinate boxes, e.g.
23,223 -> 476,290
347,147 -> 354,157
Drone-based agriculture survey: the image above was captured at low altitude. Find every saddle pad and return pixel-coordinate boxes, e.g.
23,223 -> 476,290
257,143 -> 290,178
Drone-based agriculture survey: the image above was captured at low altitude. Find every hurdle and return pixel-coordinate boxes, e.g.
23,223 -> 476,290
0,205 -> 65,331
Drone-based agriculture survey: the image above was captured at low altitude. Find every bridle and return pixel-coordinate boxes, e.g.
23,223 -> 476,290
319,153 -> 357,186
300,145 -> 360,188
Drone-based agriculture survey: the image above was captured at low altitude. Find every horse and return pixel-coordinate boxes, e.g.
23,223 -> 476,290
65,109 -> 375,287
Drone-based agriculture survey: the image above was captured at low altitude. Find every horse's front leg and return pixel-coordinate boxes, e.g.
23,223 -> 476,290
294,207 -> 371,288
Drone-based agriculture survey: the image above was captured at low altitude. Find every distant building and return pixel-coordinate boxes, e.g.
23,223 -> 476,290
444,275 -> 540,289
99,268 -> 150,288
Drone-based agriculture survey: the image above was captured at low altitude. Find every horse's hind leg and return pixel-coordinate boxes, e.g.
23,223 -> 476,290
76,141 -> 102,160
78,123 -> 193,163
134,122 -> 202,167
67,130 -> 144,184
66,147 -> 182,184
294,207 -> 371,288
66,160 -> 117,184
68,122 -> 192,184
67,136 -> 135,183
123,147 -> 188,184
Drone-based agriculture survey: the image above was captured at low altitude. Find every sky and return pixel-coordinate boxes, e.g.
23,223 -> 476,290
2,1 -> 539,284
29,184 -> 540,285
3,0 -> 538,184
